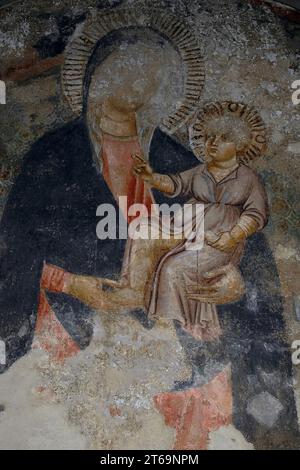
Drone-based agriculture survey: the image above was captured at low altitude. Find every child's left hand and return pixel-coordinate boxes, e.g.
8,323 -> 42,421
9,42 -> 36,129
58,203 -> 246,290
207,232 -> 237,253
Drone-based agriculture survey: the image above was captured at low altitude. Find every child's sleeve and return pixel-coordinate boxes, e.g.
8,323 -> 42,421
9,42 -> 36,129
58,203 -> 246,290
167,166 -> 197,198
238,171 -> 269,235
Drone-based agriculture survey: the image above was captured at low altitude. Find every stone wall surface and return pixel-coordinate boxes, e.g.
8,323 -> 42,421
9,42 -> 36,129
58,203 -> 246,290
0,0 -> 300,450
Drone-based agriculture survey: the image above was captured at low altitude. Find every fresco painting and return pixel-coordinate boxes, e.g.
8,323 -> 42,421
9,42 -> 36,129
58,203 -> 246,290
0,0 -> 300,451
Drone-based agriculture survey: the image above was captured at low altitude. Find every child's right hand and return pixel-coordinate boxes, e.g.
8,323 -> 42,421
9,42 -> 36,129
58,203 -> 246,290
132,154 -> 153,183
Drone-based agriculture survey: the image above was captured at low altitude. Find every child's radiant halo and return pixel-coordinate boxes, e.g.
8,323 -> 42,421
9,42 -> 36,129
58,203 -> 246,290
189,100 -> 267,165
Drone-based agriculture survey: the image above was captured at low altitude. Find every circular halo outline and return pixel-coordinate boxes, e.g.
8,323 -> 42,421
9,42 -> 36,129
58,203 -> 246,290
62,8 -> 205,134
189,100 -> 267,163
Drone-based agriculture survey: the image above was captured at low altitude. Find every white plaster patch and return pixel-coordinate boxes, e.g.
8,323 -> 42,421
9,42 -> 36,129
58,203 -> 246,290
0,350 -> 87,450
38,315 -> 189,449
208,424 -> 254,450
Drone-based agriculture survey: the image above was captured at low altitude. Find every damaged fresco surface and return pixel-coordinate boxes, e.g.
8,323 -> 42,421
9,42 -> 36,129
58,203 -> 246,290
0,0 -> 300,450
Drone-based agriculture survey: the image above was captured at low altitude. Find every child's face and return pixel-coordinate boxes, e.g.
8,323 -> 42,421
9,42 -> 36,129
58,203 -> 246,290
206,134 -> 237,162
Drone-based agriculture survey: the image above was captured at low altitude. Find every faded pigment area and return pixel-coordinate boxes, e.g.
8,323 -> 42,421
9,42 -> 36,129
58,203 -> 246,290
0,0 -> 300,450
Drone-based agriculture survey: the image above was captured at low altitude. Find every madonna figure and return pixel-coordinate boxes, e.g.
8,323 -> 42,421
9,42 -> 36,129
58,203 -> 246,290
44,101 -> 300,449
0,5 -> 299,449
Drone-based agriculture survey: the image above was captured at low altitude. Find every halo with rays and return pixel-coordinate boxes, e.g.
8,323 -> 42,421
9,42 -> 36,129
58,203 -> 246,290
189,101 -> 267,164
62,8 -> 205,134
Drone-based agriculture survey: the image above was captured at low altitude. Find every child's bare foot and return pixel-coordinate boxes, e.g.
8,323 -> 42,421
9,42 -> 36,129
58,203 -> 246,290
67,274 -> 105,310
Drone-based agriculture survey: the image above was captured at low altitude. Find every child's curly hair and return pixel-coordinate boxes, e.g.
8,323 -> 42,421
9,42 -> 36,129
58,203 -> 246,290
205,114 -> 250,150
189,101 -> 267,164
